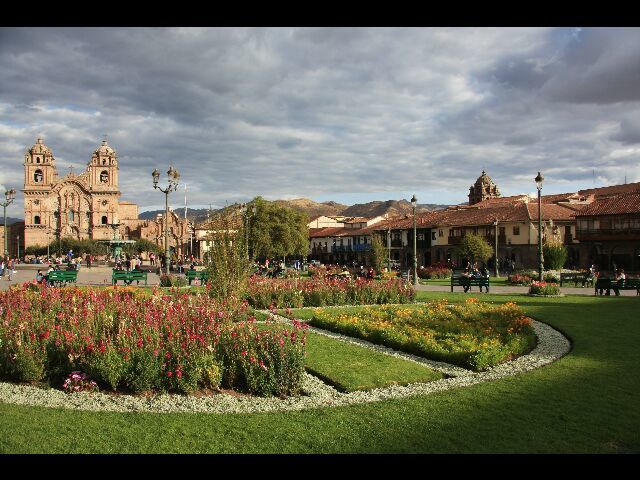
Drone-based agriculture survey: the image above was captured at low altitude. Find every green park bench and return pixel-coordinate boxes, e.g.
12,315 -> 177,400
112,270 -> 148,286
47,269 -> 78,287
560,272 -> 592,287
594,278 -> 640,296
450,272 -> 490,293
185,269 -> 208,285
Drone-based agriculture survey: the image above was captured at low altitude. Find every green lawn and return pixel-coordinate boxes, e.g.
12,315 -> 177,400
305,331 -> 442,392
0,292 -> 638,453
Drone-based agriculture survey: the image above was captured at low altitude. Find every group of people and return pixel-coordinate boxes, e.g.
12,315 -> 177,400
0,257 -> 17,281
462,261 -> 489,293
598,268 -> 627,296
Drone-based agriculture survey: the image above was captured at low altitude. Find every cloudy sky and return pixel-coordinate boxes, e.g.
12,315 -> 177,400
1,27 -> 639,217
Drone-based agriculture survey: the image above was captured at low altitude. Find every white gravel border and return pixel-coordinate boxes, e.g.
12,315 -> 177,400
0,317 -> 570,414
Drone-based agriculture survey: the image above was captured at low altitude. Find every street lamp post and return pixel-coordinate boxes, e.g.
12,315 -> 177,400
535,172 -> 544,282
2,188 -> 16,257
16,235 -> 20,260
493,219 -> 500,278
387,227 -> 391,272
152,166 -> 180,276
411,194 -> 418,286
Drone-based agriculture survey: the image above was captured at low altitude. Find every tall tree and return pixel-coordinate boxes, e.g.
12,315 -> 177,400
457,233 -> 493,265
249,197 -> 309,260
369,232 -> 388,272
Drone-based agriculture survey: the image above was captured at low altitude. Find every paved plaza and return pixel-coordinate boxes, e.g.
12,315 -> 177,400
1,265 -> 637,296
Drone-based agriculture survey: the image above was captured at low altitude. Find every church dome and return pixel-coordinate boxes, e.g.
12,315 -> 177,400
29,137 -> 51,155
94,139 -> 116,156
473,170 -> 494,188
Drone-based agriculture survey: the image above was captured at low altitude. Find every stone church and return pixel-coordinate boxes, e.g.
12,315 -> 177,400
22,137 -> 192,257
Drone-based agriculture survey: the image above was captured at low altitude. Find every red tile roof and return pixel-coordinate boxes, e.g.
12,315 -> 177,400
574,191 -> 640,216
578,182 -> 640,199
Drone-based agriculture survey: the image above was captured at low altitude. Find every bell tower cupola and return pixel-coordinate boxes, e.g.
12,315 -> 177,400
468,170 -> 501,205
24,137 -> 57,188
88,137 -> 119,190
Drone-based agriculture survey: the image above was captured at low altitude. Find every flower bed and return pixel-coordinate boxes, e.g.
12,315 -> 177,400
507,272 -> 534,286
417,264 -> 452,279
0,284 -> 306,397
292,298 -> 536,371
246,276 -> 415,309
528,281 -> 561,296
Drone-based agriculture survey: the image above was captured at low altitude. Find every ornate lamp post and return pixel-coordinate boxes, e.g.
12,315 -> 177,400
535,172 -> 544,282
240,203 -> 255,261
152,166 -> 180,276
2,188 -> 16,257
493,219 -> 499,278
387,227 -> 391,272
411,194 -> 418,286
16,234 -> 20,260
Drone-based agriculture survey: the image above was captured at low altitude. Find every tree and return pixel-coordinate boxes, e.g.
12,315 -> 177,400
204,205 -> 251,306
457,233 -> 493,266
122,238 -> 162,257
543,221 -> 568,270
249,197 -> 309,261
368,232 -> 388,272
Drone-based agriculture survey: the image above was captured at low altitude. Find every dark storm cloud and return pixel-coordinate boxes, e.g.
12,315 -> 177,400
1,27 -> 639,218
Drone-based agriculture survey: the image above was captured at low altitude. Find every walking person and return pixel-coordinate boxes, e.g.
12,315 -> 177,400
7,257 -> 15,281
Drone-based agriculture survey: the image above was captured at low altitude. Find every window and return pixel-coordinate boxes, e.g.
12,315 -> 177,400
68,210 -> 75,223
499,226 -> 506,236
438,229 -> 443,237
101,216 -> 108,225
36,157 -> 40,164
34,169 -> 43,183
513,226 -> 520,235
34,215 -> 41,225
100,171 -> 109,183
417,233 -> 425,241
432,232 -> 436,241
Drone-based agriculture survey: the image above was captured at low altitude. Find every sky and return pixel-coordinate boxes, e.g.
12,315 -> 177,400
1,27 -> 639,218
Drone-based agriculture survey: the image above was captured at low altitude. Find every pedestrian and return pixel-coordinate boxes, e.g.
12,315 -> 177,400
86,253 -> 92,268
7,257 -> 15,281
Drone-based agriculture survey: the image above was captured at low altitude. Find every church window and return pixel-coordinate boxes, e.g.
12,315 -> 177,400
36,157 -> 40,164
34,216 -> 41,225
102,216 -> 108,225
100,171 -> 109,183
68,210 -> 75,223
34,169 -> 43,183
102,159 -> 107,165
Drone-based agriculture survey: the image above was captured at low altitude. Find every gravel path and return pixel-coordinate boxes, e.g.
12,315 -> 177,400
0,317 -> 571,414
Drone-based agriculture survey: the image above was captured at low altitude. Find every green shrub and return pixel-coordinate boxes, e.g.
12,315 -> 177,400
543,244 -> 568,270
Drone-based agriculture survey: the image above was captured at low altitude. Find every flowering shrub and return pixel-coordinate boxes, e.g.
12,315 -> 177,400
528,281 -> 561,296
543,272 -> 560,283
246,276 -> 415,309
417,266 -> 452,279
63,371 -> 99,393
294,298 -> 535,371
0,284 -> 306,397
507,273 -> 534,286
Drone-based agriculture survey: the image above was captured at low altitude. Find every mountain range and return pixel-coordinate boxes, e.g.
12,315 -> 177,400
138,198 -> 452,224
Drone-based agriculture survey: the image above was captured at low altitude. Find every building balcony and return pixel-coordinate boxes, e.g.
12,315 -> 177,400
576,227 -> 640,241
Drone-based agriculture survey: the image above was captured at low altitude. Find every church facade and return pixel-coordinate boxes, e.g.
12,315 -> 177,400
21,137 -> 191,257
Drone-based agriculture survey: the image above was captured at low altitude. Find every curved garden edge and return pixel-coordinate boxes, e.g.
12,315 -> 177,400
0,318 -> 571,415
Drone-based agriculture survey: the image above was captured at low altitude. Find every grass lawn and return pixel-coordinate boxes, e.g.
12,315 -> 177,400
304,331 -> 442,392
1,291 -> 639,453
255,311 -> 442,391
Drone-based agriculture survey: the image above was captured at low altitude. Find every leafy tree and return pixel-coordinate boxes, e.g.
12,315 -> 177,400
122,238 -> 162,257
249,197 -> 309,262
368,232 -> 388,272
204,205 -> 251,306
457,233 -> 493,265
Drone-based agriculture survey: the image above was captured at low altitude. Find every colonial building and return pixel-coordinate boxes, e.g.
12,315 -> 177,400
20,137 -> 191,257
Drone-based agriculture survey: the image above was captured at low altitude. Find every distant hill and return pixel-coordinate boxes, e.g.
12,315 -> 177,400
1,217 -> 23,226
138,199 -> 453,225
139,208 -> 210,223
272,198 -> 347,217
